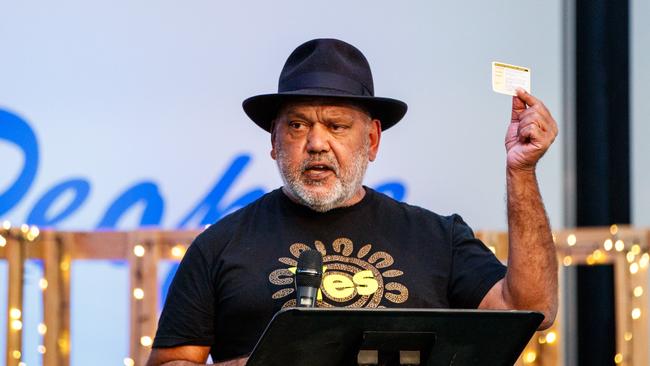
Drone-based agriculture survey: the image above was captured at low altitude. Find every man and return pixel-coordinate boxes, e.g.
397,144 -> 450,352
147,38 -> 558,366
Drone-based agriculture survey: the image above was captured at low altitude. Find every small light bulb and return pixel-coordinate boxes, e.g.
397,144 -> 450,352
524,351 -> 537,363
567,234 -> 577,246
11,320 -> 23,330
0,235 -> 6,247
630,263 -> 639,274
545,331 -> 557,344
632,308 -> 642,320
615,240 -> 625,252
171,245 -> 186,258
615,353 -> 623,364
133,288 -> 145,300
624,332 -> 633,341
38,345 -> 46,354
38,323 -> 47,335
634,286 -> 643,297
604,239 -> 613,251
593,249 -> 604,262
12,350 -> 21,359
586,255 -> 596,265
631,244 -> 641,255
20,224 -> 29,233
124,358 -> 135,366
640,253 -> 649,268
10,308 -> 22,319
39,278 -> 48,290
610,224 -> 619,235
2,220 -> 11,230
133,245 -> 146,257
627,252 -> 636,263
563,256 -> 573,266
60,261 -> 70,272
140,336 -> 153,347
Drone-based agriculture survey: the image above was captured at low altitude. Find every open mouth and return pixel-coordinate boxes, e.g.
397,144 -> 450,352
303,162 -> 337,179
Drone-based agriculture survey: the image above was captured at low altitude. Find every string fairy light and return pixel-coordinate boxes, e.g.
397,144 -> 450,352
523,350 -> 537,364
171,244 -> 187,258
133,288 -> 145,300
615,239 -> 625,252
604,238 -> 613,251
567,234 -> 577,246
140,336 -> 153,347
133,244 -> 146,257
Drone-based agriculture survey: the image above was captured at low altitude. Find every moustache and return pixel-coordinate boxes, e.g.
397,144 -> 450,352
300,155 -> 340,176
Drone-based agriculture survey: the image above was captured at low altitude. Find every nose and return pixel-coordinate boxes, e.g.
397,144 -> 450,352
305,124 -> 330,154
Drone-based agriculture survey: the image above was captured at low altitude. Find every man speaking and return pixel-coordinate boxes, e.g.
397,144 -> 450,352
147,38 -> 558,366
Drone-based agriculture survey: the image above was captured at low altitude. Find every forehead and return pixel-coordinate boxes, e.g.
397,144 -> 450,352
276,98 -> 371,119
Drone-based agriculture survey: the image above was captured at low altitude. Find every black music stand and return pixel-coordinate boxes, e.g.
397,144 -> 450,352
246,308 -> 543,366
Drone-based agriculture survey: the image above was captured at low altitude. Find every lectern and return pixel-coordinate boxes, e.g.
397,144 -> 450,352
246,308 -> 543,366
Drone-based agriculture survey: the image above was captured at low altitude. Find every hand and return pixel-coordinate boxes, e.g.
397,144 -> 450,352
505,88 -> 558,171
214,356 -> 249,366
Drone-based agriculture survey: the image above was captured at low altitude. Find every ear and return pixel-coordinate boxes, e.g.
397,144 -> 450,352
270,120 -> 277,160
368,119 -> 381,162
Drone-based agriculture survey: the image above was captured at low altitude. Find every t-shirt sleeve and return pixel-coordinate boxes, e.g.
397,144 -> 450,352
153,241 -> 216,348
448,214 -> 507,309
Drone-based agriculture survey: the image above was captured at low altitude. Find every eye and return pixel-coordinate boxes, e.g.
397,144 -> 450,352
330,123 -> 349,132
288,121 -> 306,130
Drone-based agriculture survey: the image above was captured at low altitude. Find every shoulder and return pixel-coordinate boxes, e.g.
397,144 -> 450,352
190,189 -> 282,256
367,188 -> 464,233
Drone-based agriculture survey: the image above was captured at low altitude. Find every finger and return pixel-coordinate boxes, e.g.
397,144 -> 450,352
518,113 -> 547,132
511,95 -> 527,121
518,124 -> 543,143
515,88 -> 541,107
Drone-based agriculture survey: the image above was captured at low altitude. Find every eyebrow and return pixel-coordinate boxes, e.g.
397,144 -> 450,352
284,110 -> 311,121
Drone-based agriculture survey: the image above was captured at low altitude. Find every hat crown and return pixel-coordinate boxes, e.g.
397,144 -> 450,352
278,38 -> 375,97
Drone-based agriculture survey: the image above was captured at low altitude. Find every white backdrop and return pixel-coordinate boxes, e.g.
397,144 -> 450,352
0,1 -> 563,365
1,0 -> 564,232
632,0 -> 650,225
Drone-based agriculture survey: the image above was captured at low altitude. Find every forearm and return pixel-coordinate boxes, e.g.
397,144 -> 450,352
504,168 -> 558,327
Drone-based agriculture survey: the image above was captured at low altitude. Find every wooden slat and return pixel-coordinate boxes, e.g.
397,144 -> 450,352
128,232 -> 162,366
614,252 -> 630,365
41,231 -> 71,366
5,232 -> 24,366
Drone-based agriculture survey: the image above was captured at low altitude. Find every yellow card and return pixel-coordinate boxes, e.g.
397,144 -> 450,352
492,61 -> 531,96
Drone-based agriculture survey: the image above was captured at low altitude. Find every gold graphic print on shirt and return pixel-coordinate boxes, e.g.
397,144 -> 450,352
268,238 -> 409,308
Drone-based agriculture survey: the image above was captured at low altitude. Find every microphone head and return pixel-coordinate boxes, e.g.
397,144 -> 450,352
296,249 -> 323,288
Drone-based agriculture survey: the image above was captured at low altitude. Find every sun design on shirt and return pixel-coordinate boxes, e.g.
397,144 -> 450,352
268,238 -> 409,308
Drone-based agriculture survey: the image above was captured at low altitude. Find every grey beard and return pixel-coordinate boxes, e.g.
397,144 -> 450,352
275,143 -> 369,212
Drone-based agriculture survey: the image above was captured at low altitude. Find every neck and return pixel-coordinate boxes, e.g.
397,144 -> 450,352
282,185 -> 366,212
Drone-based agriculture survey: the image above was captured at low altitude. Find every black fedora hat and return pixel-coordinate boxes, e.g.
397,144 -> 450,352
242,38 -> 407,132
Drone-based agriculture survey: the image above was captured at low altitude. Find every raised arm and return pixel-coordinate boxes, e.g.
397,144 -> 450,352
479,88 -> 559,330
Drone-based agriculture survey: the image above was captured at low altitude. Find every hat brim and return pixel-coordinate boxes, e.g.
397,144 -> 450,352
242,90 -> 407,132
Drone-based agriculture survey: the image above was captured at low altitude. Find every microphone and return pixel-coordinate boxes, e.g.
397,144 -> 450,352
295,249 -> 323,307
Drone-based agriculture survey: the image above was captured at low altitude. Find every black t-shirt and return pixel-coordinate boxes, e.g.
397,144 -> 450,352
152,187 -> 506,362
